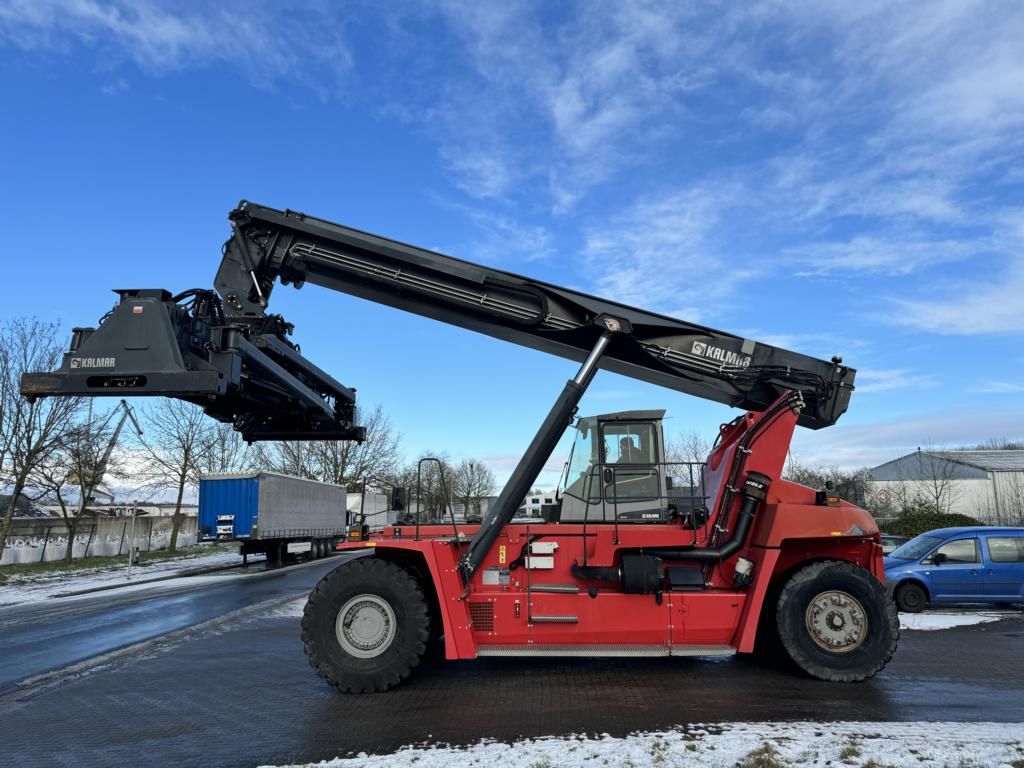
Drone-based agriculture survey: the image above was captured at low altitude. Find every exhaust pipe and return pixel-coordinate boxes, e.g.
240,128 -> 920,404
572,471 -> 772,585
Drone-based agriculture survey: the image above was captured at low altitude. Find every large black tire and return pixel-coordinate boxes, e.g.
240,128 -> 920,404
302,558 -> 430,693
895,582 -> 927,613
776,560 -> 898,682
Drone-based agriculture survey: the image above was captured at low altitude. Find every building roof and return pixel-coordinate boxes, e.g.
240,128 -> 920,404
927,450 -> 1024,472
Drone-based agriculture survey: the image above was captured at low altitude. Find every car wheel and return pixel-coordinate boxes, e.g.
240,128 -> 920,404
776,560 -> 899,682
895,582 -> 927,613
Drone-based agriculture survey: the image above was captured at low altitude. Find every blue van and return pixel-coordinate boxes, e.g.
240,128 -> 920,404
883,527 -> 1024,612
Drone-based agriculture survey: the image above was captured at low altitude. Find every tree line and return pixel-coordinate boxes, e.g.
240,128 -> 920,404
0,318 -> 496,562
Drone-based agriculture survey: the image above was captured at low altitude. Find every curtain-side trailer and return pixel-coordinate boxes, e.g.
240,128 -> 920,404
198,472 -> 349,563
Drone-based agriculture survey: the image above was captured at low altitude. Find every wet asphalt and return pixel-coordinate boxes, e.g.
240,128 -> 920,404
0,555 -> 349,695
0,563 -> 1021,768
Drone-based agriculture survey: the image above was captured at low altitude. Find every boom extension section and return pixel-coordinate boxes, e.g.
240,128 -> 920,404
22,200 -> 855,440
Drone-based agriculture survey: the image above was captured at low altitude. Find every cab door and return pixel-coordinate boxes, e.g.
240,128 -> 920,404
926,537 -> 986,601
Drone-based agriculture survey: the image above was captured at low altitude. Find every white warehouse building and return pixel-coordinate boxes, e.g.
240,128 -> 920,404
867,449 -> 1024,525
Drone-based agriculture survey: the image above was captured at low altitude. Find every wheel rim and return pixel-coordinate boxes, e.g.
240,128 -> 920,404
804,589 -> 868,654
336,594 -> 397,658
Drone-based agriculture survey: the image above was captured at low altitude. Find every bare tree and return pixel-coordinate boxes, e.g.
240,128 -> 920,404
254,404 -> 401,490
913,447 -> 962,515
394,453 -> 455,522
310,405 -> 401,489
252,440 -> 317,479
999,472 -> 1024,525
136,400 -> 211,552
453,459 -> 496,522
784,457 -> 870,508
666,429 -> 712,465
29,403 -> 133,562
0,319 -> 82,562
200,422 -> 257,475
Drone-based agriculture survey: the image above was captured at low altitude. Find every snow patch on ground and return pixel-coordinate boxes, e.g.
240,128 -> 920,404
260,597 -> 306,619
0,550 -> 243,607
265,721 -> 1024,768
899,610 -> 1007,631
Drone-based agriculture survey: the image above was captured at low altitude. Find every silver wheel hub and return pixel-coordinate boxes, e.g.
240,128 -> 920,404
805,590 -> 868,653
336,594 -> 396,658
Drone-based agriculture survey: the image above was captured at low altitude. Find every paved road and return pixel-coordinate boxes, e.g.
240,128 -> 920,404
1,576 -> 1022,768
0,555 -> 349,695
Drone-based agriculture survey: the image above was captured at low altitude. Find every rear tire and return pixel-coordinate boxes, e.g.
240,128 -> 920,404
776,560 -> 898,682
302,558 -> 430,693
895,582 -> 927,613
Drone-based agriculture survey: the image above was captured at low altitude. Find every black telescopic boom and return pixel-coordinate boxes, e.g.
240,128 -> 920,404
459,324 -> 617,583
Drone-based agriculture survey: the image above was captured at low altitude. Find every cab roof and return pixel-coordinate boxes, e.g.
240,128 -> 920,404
583,409 -> 667,423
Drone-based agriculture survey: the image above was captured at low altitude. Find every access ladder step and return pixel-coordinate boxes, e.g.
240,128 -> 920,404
529,614 -> 579,624
476,644 -> 736,658
529,583 -> 580,593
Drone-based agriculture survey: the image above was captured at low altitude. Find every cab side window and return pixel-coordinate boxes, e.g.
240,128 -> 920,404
929,538 -> 979,564
986,537 -> 1024,563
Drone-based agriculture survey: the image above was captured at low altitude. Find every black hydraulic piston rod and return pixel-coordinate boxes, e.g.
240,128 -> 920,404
458,319 -> 622,584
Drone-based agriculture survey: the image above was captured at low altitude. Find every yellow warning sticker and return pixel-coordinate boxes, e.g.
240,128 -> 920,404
499,545 -> 507,564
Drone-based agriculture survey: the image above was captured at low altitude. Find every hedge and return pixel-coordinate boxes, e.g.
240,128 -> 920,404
880,511 -> 983,538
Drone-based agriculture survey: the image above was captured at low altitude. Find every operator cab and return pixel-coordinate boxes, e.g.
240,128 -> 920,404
557,410 -> 707,525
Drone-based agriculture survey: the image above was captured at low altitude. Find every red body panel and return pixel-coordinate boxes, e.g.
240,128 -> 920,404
337,395 -> 884,659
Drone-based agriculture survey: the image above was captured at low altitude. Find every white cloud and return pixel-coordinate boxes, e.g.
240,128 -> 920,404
793,407 -> 1024,469
854,368 -> 938,394
971,381 -> 1024,394
890,256 -> 1024,335
785,235 -> 981,277
581,184 -> 748,320
0,0 -> 352,86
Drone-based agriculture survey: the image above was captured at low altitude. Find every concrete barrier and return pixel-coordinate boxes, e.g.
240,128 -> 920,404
0,516 -> 198,566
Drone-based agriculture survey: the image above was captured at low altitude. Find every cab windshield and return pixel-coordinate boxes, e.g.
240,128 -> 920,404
889,534 -> 943,561
563,417 -> 599,501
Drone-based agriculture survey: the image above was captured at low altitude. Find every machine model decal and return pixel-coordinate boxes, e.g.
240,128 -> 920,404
69,357 -> 116,369
690,341 -> 751,368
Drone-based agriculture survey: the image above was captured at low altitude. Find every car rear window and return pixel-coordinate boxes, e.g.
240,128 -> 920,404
986,537 -> 1024,563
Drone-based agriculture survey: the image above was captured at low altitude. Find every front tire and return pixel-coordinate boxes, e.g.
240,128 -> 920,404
776,560 -> 898,682
895,582 -> 927,613
302,558 -> 430,693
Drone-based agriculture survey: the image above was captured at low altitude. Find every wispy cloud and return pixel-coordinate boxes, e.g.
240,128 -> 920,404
793,407 -> 1024,469
581,183 -> 749,321
854,368 -> 939,395
0,0 -> 352,88
971,381 -> 1024,394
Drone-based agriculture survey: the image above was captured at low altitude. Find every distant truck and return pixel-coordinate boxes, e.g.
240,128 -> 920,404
198,472 -> 349,563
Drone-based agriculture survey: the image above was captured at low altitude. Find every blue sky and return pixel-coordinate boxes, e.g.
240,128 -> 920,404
1,1 -> 1022,486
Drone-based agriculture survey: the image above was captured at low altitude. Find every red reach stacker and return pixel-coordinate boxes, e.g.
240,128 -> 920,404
23,201 -> 898,692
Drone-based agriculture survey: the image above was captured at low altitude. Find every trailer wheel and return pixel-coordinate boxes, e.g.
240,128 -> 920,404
776,560 -> 898,682
302,558 -> 430,693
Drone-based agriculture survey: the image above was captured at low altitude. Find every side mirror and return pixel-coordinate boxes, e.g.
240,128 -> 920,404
932,552 -> 948,566
665,476 -> 673,490
603,467 -> 613,485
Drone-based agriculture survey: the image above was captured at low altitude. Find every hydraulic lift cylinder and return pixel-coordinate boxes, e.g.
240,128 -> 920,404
459,329 -> 614,583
